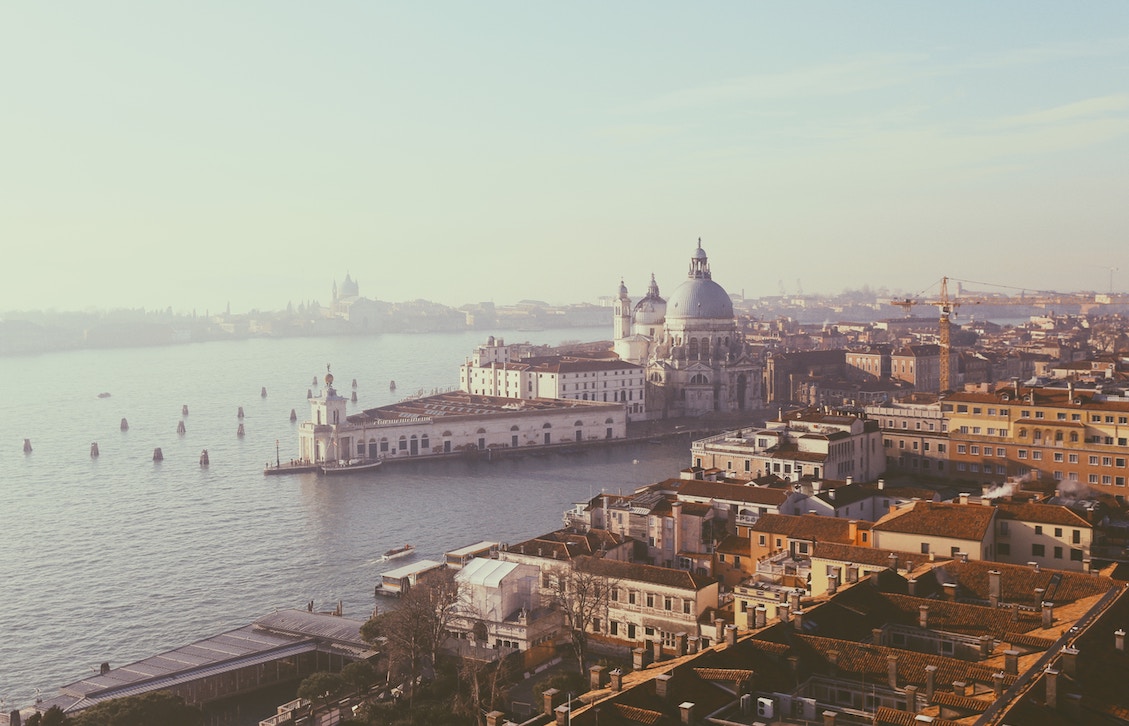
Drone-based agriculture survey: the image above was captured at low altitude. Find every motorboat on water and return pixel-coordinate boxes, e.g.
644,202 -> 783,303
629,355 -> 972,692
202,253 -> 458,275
319,458 -> 383,475
381,543 -> 414,561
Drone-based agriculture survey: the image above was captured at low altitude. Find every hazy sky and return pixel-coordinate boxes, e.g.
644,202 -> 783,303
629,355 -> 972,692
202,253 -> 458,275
3,3 -> 1128,314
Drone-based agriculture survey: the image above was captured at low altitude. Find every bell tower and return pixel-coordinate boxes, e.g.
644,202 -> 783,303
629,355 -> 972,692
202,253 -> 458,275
613,279 -> 632,341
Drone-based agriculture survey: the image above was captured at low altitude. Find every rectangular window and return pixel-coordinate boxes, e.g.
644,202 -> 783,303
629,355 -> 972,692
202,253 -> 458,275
1032,544 -> 1045,556
1069,454 -> 1078,464
921,543 -> 930,554
971,445 -> 980,455
1019,450 -> 1028,459
958,445 -> 967,454
1054,546 -> 1063,559
646,593 -> 654,608
1070,549 -> 1083,562
1032,451 -> 1042,461
1035,525 -> 1043,535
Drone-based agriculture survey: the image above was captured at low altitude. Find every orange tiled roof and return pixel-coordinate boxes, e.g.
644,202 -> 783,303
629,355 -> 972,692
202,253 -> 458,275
750,513 -> 853,543
872,501 -> 995,542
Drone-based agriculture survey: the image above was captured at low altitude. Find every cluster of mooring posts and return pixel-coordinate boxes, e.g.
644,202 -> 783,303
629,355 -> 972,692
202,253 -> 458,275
23,372 -> 338,462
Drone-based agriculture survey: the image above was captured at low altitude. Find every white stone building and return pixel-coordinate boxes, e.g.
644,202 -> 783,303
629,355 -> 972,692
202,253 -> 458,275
459,342 -> 646,420
298,374 -> 626,464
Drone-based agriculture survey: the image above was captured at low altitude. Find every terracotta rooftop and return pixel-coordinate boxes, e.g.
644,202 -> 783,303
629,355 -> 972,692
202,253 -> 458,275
994,501 -> 1092,528
575,555 -> 717,591
872,501 -> 996,542
750,513 -> 854,543
677,479 -> 791,505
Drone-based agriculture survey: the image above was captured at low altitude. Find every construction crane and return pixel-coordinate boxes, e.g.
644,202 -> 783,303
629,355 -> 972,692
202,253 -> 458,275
890,277 -> 1103,393
890,276 -> 960,393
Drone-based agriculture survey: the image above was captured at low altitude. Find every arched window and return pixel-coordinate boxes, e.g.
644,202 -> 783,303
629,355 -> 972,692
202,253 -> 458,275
690,374 -> 709,385
510,425 -> 520,431
542,422 -> 552,428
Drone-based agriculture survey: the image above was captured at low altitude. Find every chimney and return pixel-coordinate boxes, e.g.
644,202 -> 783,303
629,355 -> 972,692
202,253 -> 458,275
1117,629 -> 1126,652
655,673 -> 673,699
919,604 -> 929,629
714,617 -> 726,642
542,688 -> 561,716
846,564 -> 859,583
887,655 -> 899,689
924,664 -> 938,700
674,632 -> 687,656
907,578 -> 918,596
943,582 -> 958,601
827,650 -> 839,676
953,681 -> 968,698
754,605 -> 767,628
1060,646 -> 1079,677
725,623 -> 738,646
904,685 -> 918,713
632,647 -> 649,670
878,478 -> 885,490
609,668 -> 623,692
1044,668 -> 1059,710
823,711 -> 837,726
888,552 -> 899,571
959,492 -> 970,505
793,609 -> 805,631
679,702 -> 695,725
959,551 -> 969,563
589,665 -> 606,690
554,704 -> 570,726
1004,650 -> 1020,675
790,590 -> 802,612
872,627 -> 884,645
827,572 -> 840,594
828,488 -> 837,500
485,711 -> 505,726
989,570 -> 1001,607
652,638 -> 663,663
687,635 -> 700,654
993,672 -> 1007,698
1042,602 -> 1054,628
846,476 -> 853,486
980,634 -> 993,658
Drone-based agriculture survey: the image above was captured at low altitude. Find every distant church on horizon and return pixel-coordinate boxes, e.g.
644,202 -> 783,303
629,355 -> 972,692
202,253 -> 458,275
613,240 -> 761,418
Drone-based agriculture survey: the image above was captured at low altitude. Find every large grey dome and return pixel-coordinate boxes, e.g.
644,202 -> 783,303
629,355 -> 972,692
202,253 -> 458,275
665,241 -> 734,320
667,278 -> 733,319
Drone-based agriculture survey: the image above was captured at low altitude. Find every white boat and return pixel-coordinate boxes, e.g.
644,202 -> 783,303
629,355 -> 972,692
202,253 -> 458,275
319,458 -> 383,475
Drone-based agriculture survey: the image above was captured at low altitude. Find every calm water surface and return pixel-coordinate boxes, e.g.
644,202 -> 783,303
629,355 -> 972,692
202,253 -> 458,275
0,329 -> 689,707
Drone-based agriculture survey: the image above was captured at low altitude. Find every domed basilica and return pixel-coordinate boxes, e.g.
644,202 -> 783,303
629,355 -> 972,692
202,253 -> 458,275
613,240 -> 761,418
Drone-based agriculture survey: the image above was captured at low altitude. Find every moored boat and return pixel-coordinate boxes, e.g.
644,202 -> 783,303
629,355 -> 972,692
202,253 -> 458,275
319,458 -> 383,475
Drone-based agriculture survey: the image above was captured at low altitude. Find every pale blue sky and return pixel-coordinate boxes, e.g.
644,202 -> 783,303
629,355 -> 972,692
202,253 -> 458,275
3,3 -> 1128,313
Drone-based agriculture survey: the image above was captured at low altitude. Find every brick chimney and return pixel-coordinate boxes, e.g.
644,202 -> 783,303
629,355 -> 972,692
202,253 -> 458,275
907,577 -> 918,596
542,688 -> 561,716
589,665 -> 606,690
687,635 -> 700,654
993,672 -> 1006,698
652,638 -> 663,663
1044,667 -> 1059,710
485,711 -> 505,726
655,673 -> 672,699
904,685 -> 918,713
678,702 -> 695,724
675,632 -> 687,656
1004,650 -> 1019,675
943,582 -> 958,601
554,703 -> 570,726
1042,602 -> 1055,628
919,604 -> 929,629
754,605 -> 767,628
1117,628 -> 1126,652
725,623 -> 738,646
924,664 -> 938,700
887,654 -> 899,689
793,609 -> 805,631
1060,647 -> 1078,677
632,647 -> 649,670
988,570 -> 1001,607
827,572 -> 840,594
609,668 -> 623,692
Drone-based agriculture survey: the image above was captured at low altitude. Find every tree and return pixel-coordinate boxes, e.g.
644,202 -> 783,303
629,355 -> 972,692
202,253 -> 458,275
296,671 -> 346,711
361,568 -> 463,718
70,692 -> 202,726
547,556 -> 618,672
340,659 -> 378,695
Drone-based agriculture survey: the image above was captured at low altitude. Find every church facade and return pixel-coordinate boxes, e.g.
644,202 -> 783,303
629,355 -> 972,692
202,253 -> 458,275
613,241 -> 761,419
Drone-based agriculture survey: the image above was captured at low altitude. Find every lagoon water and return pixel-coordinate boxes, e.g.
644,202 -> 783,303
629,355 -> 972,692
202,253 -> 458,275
0,328 -> 689,708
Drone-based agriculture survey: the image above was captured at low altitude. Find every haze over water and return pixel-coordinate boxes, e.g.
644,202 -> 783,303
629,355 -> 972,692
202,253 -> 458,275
0,328 -> 689,708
